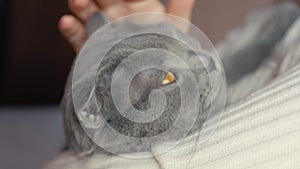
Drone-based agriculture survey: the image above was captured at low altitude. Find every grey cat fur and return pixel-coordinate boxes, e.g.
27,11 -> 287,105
61,20 -> 215,156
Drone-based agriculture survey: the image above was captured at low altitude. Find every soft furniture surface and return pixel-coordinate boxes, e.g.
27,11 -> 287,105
0,106 -> 65,169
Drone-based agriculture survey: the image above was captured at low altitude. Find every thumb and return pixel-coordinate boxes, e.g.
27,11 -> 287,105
167,0 -> 195,21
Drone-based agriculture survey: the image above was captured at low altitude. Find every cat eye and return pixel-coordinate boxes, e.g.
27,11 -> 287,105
161,72 -> 176,85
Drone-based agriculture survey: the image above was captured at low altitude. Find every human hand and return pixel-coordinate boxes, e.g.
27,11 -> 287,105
58,0 -> 195,53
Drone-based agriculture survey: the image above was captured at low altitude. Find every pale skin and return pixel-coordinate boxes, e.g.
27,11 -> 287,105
58,0 -> 196,53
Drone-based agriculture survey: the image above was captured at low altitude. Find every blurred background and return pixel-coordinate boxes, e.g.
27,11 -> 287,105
0,0 -> 280,169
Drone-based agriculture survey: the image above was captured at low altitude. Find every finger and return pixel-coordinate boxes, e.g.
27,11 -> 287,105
69,0 -> 98,23
94,0 -> 119,8
101,2 -> 129,20
167,0 -> 195,21
101,0 -> 164,19
58,15 -> 87,53
124,0 -> 165,13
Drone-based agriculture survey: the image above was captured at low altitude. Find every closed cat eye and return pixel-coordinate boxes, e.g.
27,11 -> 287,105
161,72 -> 176,85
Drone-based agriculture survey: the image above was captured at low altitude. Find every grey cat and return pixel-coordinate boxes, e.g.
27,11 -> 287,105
61,14 -> 216,156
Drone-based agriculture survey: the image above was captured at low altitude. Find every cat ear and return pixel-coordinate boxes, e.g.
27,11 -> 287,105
76,87 -> 103,129
61,71 -> 98,155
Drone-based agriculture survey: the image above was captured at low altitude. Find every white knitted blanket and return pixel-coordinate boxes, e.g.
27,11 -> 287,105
44,62 -> 300,169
